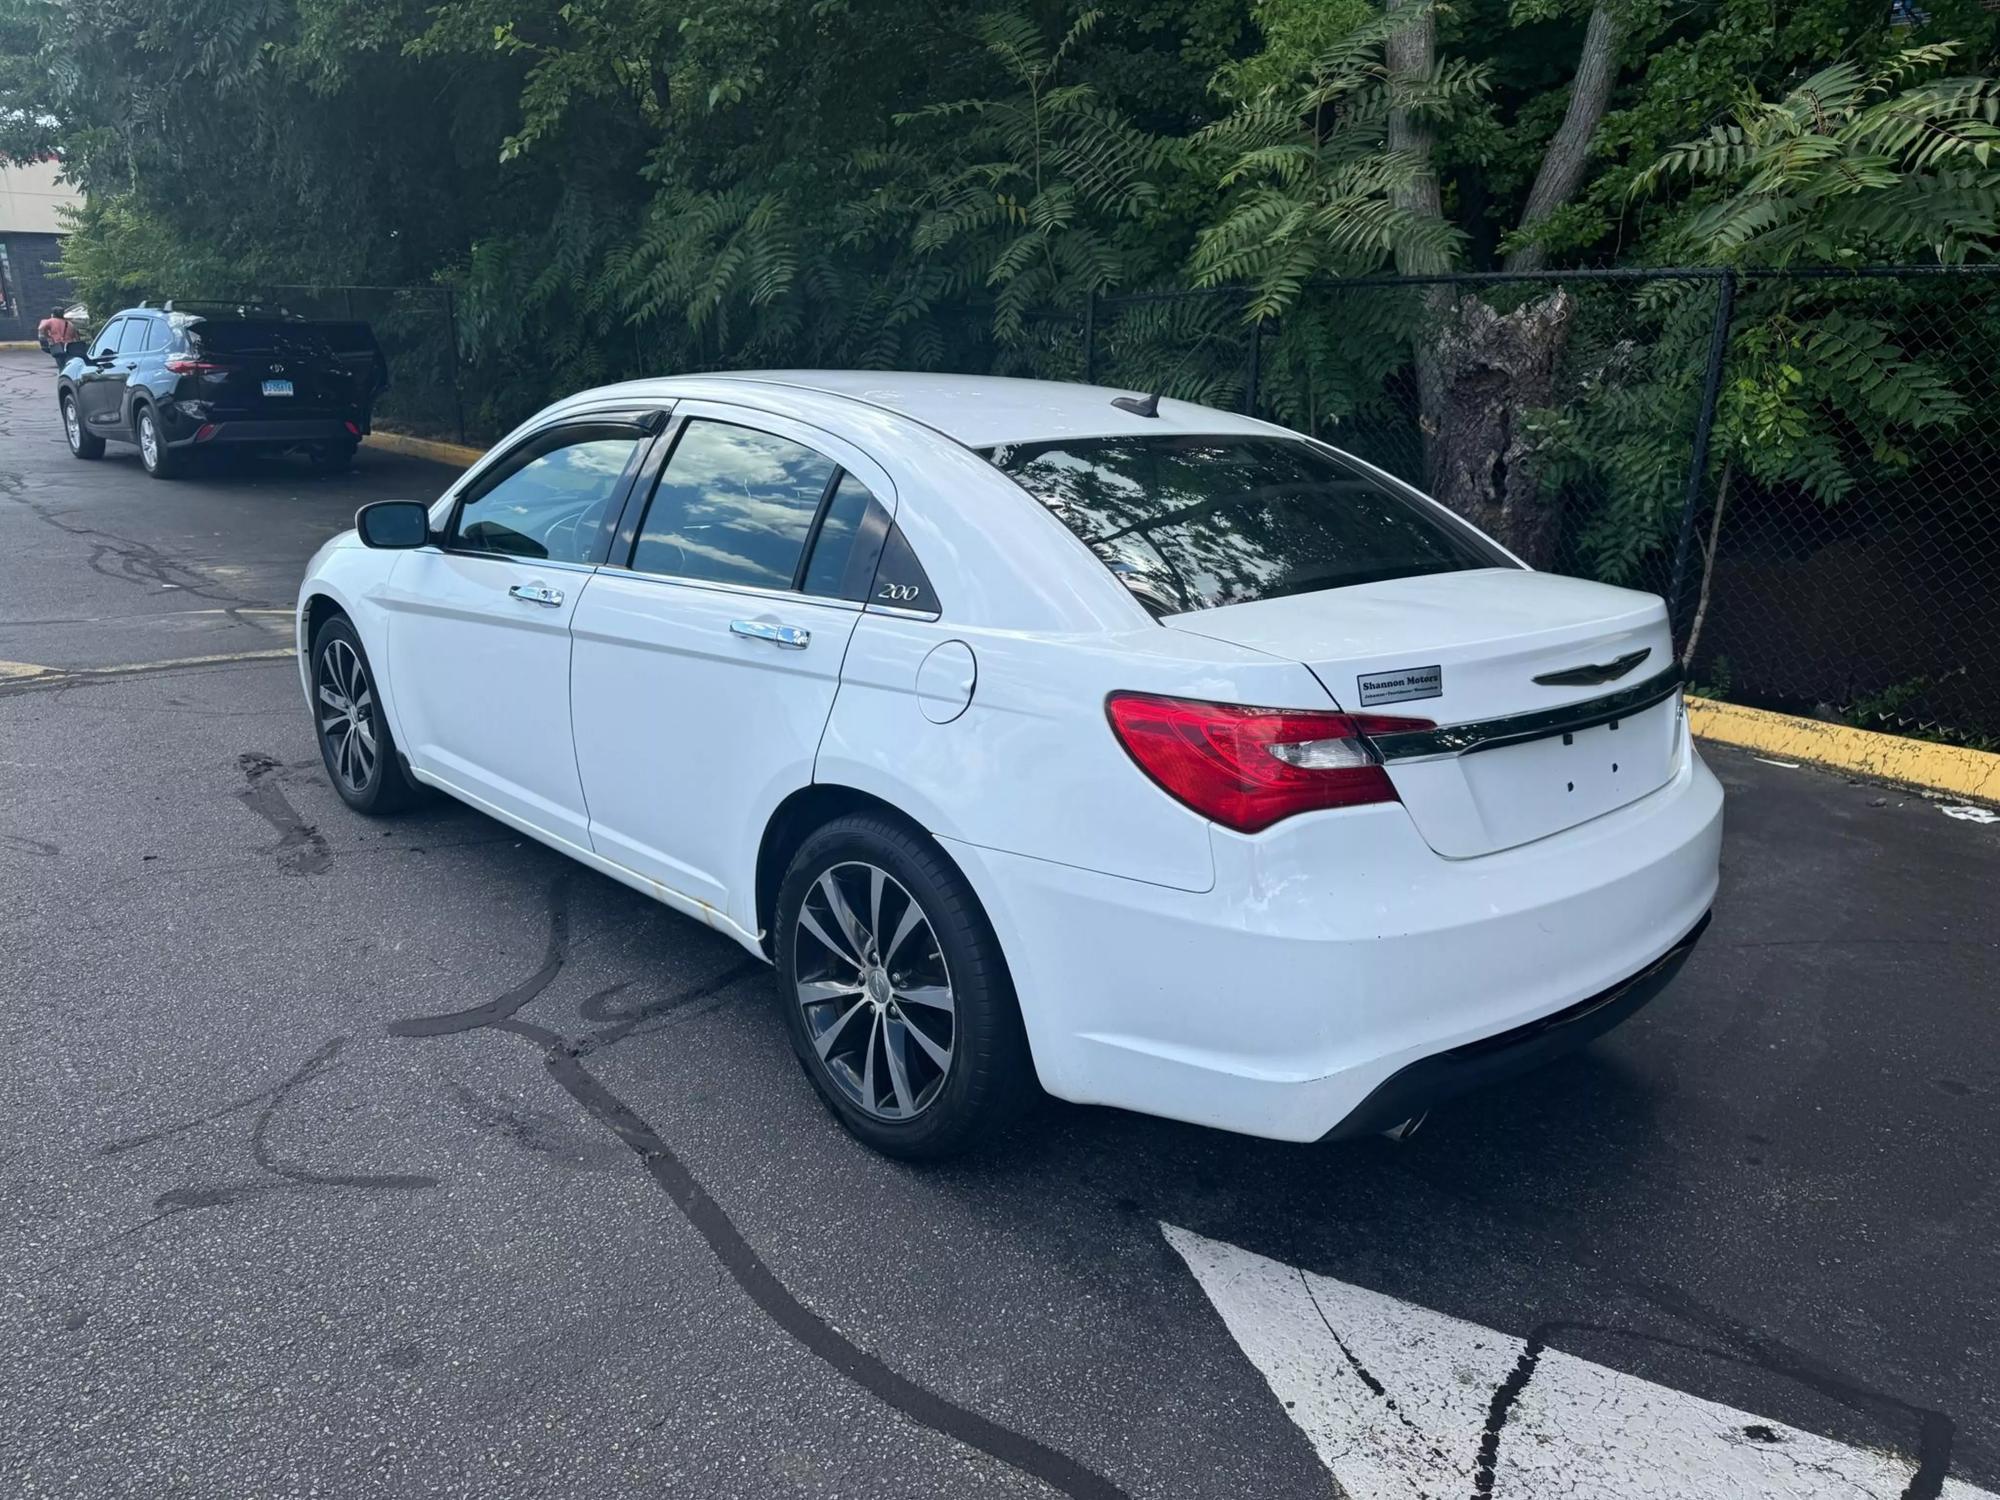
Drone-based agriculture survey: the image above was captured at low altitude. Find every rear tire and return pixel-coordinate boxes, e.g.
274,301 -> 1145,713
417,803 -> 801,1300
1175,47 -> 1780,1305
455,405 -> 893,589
774,813 -> 1036,1159
309,440 -> 356,474
309,615 -> 426,815
61,393 -> 104,459
135,404 -> 180,479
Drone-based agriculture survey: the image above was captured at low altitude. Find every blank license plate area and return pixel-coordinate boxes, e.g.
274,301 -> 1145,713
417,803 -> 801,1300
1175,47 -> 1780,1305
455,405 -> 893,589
262,379 -> 294,397
1458,700 -> 1678,849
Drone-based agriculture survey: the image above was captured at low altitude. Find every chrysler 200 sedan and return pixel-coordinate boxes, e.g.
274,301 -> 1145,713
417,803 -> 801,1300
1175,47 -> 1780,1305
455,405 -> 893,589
295,373 -> 1722,1158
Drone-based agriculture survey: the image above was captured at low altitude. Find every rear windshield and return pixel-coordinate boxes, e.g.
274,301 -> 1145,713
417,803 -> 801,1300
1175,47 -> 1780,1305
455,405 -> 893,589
186,320 -> 335,358
987,435 -> 1513,615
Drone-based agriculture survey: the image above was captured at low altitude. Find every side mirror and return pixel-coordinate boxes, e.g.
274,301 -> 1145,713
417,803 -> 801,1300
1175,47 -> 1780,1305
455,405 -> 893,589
356,500 -> 432,549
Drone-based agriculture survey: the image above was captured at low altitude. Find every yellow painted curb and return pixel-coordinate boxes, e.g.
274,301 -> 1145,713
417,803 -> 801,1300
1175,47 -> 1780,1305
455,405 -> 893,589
1,340 -> 43,351
1688,695 -> 2000,804
363,430 -> 487,468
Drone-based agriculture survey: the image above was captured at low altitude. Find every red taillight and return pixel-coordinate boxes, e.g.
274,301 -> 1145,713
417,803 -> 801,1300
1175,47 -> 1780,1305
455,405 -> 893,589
165,359 -> 226,374
1105,692 -> 1435,834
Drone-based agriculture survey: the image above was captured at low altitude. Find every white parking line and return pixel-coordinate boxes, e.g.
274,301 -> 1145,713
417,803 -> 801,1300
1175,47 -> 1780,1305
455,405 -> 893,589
1164,1224 -> 1991,1500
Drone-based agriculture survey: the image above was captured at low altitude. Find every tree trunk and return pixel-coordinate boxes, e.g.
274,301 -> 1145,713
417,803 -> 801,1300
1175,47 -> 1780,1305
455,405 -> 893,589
1384,0 -> 1443,273
1383,0 -> 1457,517
1504,1 -> 1622,273
1424,290 -> 1576,567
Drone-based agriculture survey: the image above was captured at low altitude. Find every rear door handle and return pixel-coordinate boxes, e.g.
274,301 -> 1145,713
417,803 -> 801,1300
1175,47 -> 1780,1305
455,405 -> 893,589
730,618 -> 810,650
508,582 -> 564,608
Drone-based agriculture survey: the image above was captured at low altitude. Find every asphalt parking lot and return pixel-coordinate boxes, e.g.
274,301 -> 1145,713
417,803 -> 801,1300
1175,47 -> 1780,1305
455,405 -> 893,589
3,346 -> 1998,1499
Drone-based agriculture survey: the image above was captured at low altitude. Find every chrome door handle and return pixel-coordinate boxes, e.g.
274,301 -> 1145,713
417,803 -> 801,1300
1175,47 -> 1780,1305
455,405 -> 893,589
730,619 -> 810,649
508,582 -> 564,608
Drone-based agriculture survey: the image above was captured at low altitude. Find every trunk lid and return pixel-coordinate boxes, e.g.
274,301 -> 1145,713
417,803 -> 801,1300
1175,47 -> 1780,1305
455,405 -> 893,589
190,322 -> 357,419
1162,568 -> 1682,857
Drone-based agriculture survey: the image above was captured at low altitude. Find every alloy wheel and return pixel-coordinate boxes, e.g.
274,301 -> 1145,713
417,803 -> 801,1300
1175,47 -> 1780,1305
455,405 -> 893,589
62,398 -> 81,452
315,638 -> 378,793
792,861 -> 955,1120
138,411 -> 159,469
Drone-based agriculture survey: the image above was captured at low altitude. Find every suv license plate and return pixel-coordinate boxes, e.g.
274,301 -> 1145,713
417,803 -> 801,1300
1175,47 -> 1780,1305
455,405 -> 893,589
262,379 -> 294,397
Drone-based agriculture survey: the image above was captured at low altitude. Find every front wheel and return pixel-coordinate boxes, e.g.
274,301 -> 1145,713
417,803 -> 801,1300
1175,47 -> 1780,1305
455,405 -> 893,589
774,813 -> 1035,1159
310,615 -> 425,815
61,392 -> 104,459
136,405 -> 180,479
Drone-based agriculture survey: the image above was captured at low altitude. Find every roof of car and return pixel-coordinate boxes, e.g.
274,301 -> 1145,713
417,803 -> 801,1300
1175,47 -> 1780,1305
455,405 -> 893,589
581,370 -> 1276,449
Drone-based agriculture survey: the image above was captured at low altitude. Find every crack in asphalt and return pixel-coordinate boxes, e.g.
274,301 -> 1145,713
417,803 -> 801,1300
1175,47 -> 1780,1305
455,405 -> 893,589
0,465 -> 271,611
90,1037 -> 438,1251
385,874 -> 1129,1500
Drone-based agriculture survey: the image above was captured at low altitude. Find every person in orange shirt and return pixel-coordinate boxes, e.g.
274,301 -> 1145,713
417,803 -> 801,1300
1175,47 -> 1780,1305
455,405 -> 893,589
36,307 -> 79,367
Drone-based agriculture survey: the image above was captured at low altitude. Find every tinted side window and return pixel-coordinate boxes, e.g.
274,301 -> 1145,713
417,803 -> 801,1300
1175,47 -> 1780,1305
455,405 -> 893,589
91,320 -> 125,360
451,427 -> 642,564
141,319 -> 167,352
801,474 -> 890,602
632,420 -> 836,589
113,319 -> 149,355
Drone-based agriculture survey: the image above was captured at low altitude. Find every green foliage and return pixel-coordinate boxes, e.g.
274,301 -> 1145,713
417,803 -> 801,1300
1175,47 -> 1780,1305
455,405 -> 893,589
1635,43 -> 2000,266
895,11 -> 1173,340
1192,5 -> 1489,311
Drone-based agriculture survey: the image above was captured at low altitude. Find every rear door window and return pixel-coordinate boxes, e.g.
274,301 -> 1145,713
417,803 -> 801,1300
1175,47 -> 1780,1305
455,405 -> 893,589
113,319 -> 150,354
799,473 -> 889,602
987,435 -> 1513,615
630,420 -> 837,590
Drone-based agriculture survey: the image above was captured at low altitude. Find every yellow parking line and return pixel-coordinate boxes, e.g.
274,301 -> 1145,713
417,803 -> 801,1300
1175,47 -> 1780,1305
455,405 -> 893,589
0,647 -> 297,690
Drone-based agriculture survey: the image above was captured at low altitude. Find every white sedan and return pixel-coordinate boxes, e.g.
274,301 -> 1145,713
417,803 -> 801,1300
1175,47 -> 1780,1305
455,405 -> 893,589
297,372 -> 1722,1157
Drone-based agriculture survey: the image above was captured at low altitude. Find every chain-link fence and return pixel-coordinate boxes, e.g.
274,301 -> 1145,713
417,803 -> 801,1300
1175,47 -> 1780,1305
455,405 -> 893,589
1070,267 -> 1999,749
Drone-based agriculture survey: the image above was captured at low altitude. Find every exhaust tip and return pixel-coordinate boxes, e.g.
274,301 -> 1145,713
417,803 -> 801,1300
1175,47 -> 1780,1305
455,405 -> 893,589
1381,1112 -> 1428,1143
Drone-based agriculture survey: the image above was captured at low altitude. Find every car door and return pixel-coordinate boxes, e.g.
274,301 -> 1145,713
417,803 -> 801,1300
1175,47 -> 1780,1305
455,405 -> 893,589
75,318 -> 127,431
379,416 -> 656,848
569,405 -> 899,930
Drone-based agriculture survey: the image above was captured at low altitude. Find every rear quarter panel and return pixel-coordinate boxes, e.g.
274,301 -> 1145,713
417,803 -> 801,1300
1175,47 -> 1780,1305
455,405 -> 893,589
817,614 -> 1341,894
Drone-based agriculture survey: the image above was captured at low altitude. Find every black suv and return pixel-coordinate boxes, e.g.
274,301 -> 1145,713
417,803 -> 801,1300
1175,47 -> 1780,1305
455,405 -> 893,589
57,303 -> 388,478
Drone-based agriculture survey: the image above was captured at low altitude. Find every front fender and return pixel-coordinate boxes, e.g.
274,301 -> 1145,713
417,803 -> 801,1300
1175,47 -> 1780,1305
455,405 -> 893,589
295,540 -> 409,746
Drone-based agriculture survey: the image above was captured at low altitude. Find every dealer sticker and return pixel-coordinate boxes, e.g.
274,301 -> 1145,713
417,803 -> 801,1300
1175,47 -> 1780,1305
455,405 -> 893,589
1357,664 -> 1442,707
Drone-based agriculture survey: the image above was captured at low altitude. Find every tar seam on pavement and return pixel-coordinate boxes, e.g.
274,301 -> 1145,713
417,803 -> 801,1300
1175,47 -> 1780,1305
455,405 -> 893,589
385,872 -> 1132,1500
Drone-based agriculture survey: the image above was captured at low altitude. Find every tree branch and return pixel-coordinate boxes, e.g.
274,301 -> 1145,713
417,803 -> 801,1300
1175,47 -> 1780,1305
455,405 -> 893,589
1505,0 -> 1622,273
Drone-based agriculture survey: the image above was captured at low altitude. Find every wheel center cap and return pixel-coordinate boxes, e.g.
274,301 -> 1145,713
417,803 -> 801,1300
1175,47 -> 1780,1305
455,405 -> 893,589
865,968 -> 892,1006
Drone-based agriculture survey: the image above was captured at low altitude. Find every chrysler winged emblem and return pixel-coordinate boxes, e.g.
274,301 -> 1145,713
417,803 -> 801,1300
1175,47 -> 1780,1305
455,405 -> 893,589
1533,647 -> 1651,687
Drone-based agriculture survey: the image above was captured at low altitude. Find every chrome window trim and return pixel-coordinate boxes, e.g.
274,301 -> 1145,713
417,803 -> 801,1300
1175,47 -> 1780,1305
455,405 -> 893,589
863,602 -> 944,623
595,567 -> 865,614
1367,667 -> 1683,764
417,550 -> 602,577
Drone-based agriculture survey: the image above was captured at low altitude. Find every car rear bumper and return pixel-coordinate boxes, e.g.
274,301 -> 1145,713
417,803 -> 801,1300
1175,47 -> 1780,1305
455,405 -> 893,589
158,404 -> 361,447
939,741 -> 1723,1142
174,418 -> 358,447
1319,910 -> 1709,1139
